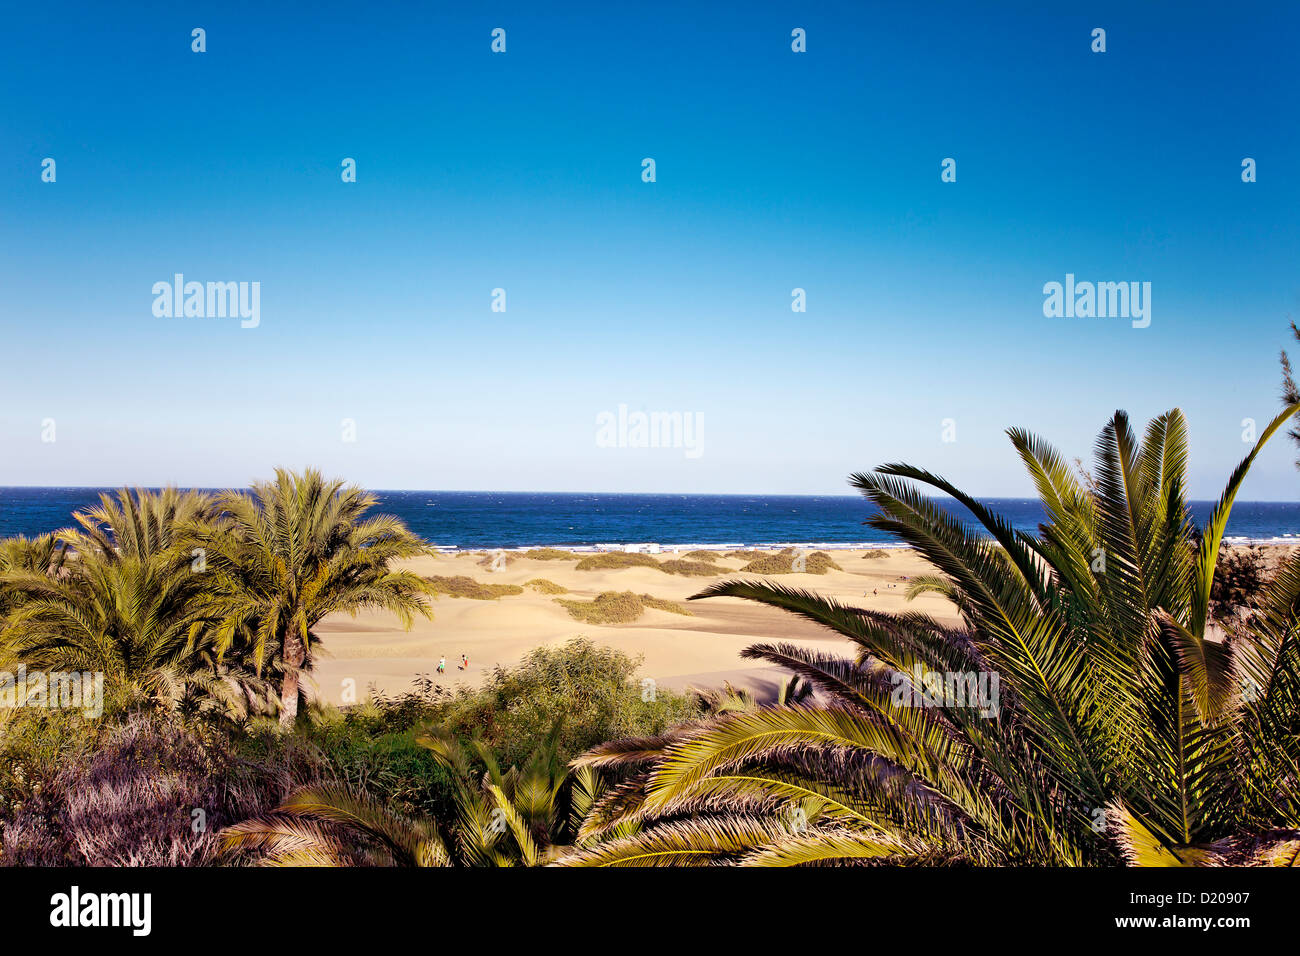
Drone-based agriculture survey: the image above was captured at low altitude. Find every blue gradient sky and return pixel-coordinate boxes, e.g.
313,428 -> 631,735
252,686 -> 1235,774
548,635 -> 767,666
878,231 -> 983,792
3,1 -> 1298,497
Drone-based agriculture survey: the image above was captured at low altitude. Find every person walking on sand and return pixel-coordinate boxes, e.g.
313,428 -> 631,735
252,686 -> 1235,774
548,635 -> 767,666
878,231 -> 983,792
438,656 -> 446,675
461,653 -> 469,671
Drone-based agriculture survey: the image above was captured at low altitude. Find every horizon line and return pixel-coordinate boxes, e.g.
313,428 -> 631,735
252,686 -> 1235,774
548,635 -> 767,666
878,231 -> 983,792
2,485 -> 1300,506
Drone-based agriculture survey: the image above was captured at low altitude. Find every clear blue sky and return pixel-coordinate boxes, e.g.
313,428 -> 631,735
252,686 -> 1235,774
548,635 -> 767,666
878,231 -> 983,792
2,1 -> 1298,497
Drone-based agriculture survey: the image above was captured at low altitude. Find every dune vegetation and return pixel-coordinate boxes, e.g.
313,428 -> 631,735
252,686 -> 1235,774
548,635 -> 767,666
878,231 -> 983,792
5,366 -> 1300,866
524,578 -> 569,594
554,591 -> 691,624
739,551 -> 842,575
0,636 -> 695,865
573,552 -> 720,577
216,639 -> 698,866
521,548 -> 583,561
658,559 -> 722,577
424,575 -> 525,600
683,550 -> 722,562
573,552 -> 660,571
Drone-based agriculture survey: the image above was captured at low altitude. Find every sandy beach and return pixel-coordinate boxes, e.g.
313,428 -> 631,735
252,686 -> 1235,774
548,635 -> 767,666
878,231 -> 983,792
309,547 -> 961,705
309,542 -> 1297,705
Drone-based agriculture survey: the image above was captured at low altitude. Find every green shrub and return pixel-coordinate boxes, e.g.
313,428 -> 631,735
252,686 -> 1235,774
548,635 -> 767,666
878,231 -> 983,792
286,718 -> 457,821
807,551 -> 843,573
521,548 -> 582,561
556,591 -> 692,624
572,552 -> 719,576
740,555 -> 794,574
556,591 -> 645,623
740,551 -> 842,575
524,578 -> 568,594
573,552 -> 660,571
658,559 -> 720,577
431,638 -> 699,767
640,595 -> 693,616
424,575 -> 524,599
239,677 -> 460,821
0,645 -> 699,858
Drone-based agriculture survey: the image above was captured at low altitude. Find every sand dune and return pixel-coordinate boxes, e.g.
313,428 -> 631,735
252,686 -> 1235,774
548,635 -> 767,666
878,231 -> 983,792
309,548 -> 959,705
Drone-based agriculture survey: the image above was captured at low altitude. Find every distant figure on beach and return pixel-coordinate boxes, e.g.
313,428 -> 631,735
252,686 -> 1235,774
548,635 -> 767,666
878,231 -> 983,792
459,653 -> 469,671
438,656 -> 446,674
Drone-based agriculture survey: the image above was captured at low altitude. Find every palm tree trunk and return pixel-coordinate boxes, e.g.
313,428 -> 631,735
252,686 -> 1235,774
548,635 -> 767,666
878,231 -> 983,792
279,625 -> 305,727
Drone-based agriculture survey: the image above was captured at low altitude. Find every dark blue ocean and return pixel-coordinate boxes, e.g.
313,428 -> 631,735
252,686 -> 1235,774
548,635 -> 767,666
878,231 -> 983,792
2,488 -> 1300,550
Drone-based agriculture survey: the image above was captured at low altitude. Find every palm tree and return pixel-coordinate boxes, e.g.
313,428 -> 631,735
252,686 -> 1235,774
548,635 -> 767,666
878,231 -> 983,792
0,488 -> 269,714
220,722 -> 586,866
0,534 -> 67,620
776,674 -> 814,707
559,405 -> 1300,866
0,533 -> 67,574
189,469 -> 436,726
693,675 -> 813,715
0,546 -> 264,713
58,487 -> 219,560
692,681 -> 759,716
219,785 -> 452,866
